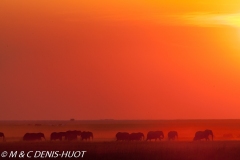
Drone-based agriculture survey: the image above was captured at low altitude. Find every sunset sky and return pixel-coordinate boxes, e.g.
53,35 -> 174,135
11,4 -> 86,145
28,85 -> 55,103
1,0 -> 240,120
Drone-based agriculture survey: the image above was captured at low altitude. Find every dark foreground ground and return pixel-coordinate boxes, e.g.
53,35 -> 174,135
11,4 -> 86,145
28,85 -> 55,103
1,141 -> 240,160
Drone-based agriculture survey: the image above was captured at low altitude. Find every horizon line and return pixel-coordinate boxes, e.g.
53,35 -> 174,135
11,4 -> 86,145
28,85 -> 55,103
1,118 -> 240,121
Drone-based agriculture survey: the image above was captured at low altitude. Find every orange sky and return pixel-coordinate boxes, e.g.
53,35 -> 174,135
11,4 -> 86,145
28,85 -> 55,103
1,0 -> 240,120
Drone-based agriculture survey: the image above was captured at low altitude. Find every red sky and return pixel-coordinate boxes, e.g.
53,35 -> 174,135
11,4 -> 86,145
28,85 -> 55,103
1,0 -> 240,120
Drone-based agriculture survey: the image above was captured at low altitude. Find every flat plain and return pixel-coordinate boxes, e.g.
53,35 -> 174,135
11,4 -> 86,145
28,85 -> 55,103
1,120 -> 240,160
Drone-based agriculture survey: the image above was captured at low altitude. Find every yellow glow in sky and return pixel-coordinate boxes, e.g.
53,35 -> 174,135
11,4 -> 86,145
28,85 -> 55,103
180,12 -> 240,27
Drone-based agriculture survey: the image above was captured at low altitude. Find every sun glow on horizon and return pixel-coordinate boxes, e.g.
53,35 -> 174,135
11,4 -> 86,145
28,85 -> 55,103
180,12 -> 240,28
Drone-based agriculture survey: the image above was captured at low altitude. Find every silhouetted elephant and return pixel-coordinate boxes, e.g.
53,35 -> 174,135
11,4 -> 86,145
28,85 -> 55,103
129,132 -> 144,141
65,130 -> 81,141
0,132 -> 5,141
193,129 -> 213,141
37,133 -> 45,140
116,132 -> 130,141
50,132 -> 67,141
168,131 -> 178,140
146,131 -> 164,141
23,133 -> 45,141
81,131 -> 93,140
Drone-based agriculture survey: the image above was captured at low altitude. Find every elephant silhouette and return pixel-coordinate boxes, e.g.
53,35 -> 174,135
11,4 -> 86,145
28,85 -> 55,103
146,131 -> 164,141
37,133 -> 45,140
23,133 -> 45,141
81,131 -> 93,140
129,132 -> 144,141
116,132 -> 130,141
65,130 -> 81,141
168,131 -> 178,140
0,132 -> 5,141
193,129 -> 213,141
50,132 -> 67,141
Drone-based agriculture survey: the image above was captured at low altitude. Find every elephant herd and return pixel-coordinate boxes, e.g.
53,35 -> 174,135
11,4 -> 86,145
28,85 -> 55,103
116,131 -> 177,141
116,130 -> 214,141
0,129 -> 213,142
50,131 -> 93,141
0,131 -> 93,142
23,133 -> 46,141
